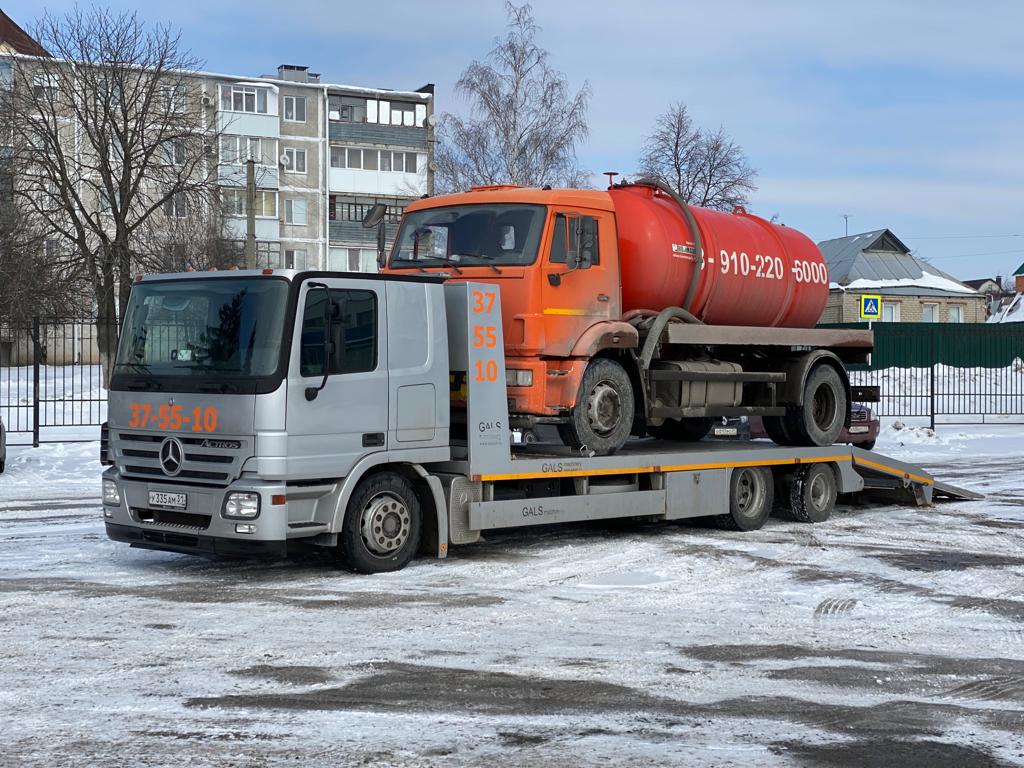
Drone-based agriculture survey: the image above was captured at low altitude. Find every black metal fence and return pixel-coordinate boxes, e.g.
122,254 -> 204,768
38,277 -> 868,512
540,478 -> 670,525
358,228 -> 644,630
1,317 -> 115,446
824,322 -> 1024,426
2,317 -> 1023,445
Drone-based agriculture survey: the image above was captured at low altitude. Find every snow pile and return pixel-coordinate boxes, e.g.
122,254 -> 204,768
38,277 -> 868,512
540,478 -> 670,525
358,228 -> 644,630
835,273 -> 978,295
988,294 -> 1024,323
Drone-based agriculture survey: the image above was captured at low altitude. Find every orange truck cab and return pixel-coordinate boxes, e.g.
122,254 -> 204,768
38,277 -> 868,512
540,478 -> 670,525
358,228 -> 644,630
383,186 -> 631,433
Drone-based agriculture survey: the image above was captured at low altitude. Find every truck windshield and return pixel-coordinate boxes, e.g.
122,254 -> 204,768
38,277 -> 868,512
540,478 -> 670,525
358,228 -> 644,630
113,277 -> 289,383
390,204 -> 545,268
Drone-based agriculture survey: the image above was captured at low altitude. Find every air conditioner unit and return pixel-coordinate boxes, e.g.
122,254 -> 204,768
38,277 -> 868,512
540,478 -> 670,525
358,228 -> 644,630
279,153 -> 291,168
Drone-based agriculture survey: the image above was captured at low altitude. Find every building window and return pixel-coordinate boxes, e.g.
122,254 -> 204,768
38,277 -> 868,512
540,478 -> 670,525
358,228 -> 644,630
43,238 -> 59,260
285,198 -> 307,225
220,84 -> 269,114
222,188 -> 277,218
283,147 -> 306,173
32,74 -> 58,100
283,95 -> 306,123
164,192 -> 188,219
922,303 -> 939,323
163,139 -> 186,166
285,248 -> 308,269
387,101 -> 416,127
255,241 -> 281,268
881,302 -> 901,322
220,135 -> 277,166
162,84 -> 186,112
329,95 -> 367,123
328,147 -> 421,174
0,61 -> 13,90
948,304 -> 965,323
329,196 -> 403,223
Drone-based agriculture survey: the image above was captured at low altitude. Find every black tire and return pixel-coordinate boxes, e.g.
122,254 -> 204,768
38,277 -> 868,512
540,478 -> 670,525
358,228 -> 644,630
336,471 -> 422,574
714,466 -> 774,531
789,364 -> 847,446
787,463 -> 837,523
859,438 -> 876,451
762,414 -> 796,446
648,417 -> 712,442
558,358 -> 635,455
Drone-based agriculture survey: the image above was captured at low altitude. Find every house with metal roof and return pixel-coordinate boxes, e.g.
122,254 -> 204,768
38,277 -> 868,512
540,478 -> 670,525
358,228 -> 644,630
817,229 -> 986,323
1014,260 -> 1024,294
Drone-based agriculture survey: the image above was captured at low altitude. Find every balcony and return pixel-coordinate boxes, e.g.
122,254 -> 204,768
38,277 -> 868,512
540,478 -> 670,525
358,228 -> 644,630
328,122 -> 427,150
329,219 -> 398,245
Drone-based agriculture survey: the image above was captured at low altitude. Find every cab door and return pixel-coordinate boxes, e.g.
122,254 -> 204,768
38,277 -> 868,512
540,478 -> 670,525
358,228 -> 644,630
285,277 -> 388,478
540,210 -> 619,357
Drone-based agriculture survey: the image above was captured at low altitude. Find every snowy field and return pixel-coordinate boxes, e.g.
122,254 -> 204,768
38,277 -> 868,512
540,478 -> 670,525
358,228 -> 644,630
1,426 -> 1023,767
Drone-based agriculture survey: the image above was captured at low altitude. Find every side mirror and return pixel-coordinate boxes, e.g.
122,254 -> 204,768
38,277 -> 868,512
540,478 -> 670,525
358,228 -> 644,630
362,203 -> 388,270
361,203 -> 387,229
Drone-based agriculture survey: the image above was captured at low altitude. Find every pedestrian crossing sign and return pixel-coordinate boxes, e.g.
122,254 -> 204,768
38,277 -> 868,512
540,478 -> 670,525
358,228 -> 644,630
860,294 -> 881,319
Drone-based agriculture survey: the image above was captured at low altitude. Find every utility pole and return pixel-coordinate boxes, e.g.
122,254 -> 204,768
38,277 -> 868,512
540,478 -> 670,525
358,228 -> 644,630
244,158 -> 256,269
842,214 -> 850,237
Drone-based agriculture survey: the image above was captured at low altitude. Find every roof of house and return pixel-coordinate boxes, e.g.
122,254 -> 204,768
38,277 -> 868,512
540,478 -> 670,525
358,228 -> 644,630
1014,261 -> 1024,276
818,229 -> 979,298
0,10 -> 49,57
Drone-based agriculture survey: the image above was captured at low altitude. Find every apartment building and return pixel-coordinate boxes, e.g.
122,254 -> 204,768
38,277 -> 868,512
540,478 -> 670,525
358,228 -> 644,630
1,9 -> 434,273
212,64 -> 434,271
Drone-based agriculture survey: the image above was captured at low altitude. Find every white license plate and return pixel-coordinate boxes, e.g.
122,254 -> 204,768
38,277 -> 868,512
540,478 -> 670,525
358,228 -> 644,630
149,491 -> 187,509
849,425 -> 869,434
714,427 -> 738,436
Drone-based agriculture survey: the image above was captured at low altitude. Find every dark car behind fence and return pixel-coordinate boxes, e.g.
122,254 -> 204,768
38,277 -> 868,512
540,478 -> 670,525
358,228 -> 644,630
2,317 -> 1023,446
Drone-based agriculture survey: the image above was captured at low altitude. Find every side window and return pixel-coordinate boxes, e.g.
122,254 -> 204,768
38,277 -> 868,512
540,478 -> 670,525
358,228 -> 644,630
300,288 -> 377,377
548,214 -> 599,267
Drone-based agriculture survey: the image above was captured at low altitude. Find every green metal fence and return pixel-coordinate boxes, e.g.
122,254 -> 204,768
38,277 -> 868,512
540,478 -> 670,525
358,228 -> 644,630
820,322 -> 1024,424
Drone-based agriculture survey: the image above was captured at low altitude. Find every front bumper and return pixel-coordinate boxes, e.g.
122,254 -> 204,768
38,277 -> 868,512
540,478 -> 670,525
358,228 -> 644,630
102,467 -> 291,559
105,522 -> 287,558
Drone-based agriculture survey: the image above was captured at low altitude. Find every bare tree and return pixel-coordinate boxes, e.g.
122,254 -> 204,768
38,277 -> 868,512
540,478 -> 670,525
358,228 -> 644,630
0,172 -> 82,321
638,103 -> 757,211
436,2 -> 591,192
7,7 -> 221,380
134,196 -> 243,274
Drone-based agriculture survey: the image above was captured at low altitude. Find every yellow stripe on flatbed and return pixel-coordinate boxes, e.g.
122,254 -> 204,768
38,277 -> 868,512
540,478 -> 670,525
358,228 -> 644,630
853,456 -> 933,485
477,455 -> 853,482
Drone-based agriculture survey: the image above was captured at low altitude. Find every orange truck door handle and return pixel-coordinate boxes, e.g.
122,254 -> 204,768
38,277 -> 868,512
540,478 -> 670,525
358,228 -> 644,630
597,294 -> 609,302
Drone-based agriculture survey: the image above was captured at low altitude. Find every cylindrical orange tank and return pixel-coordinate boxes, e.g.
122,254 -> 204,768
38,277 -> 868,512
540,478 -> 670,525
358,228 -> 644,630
609,185 -> 828,328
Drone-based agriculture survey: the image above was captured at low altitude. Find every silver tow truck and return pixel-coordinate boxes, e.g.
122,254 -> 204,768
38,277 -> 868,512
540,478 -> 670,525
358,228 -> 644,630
102,270 -> 979,572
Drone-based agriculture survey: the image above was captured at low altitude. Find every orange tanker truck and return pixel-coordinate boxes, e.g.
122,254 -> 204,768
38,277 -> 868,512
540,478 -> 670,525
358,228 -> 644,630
381,178 -> 875,454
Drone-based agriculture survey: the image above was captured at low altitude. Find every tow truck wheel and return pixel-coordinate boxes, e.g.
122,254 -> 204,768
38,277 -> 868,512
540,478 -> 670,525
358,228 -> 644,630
715,466 -> 774,531
336,471 -> 422,574
787,462 -> 838,523
788,364 -> 847,446
558,358 -> 634,455
648,417 -> 713,442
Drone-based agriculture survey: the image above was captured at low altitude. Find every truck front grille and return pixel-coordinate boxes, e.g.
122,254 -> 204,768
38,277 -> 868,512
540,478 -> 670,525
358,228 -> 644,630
113,431 -> 252,487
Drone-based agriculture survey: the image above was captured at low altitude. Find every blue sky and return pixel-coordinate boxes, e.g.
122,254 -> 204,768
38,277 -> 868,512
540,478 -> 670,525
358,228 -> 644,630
7,0 -> 1024,281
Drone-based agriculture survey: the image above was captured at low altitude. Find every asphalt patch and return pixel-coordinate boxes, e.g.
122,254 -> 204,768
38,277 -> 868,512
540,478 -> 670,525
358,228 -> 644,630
774,738 -> 1010,768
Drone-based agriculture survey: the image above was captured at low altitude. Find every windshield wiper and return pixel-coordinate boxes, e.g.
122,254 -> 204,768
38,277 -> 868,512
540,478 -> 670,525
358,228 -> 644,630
435,258 -> 463,274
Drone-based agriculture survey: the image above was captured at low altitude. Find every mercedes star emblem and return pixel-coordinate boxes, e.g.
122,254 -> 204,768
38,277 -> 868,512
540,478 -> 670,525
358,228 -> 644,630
159,437 -> 184,476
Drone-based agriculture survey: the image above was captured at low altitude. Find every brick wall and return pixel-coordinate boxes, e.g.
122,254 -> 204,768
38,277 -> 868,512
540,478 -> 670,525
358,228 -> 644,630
826,290 -> 988,323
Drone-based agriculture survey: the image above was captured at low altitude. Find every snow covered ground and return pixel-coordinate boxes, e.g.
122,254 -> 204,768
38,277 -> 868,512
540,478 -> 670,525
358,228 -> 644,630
1,429 -> 1023,767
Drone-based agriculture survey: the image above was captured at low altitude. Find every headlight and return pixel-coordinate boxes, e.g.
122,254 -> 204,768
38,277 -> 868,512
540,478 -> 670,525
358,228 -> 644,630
102,479 -> 121,506
223,492 -> 260,519
505,369 -> 533,387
